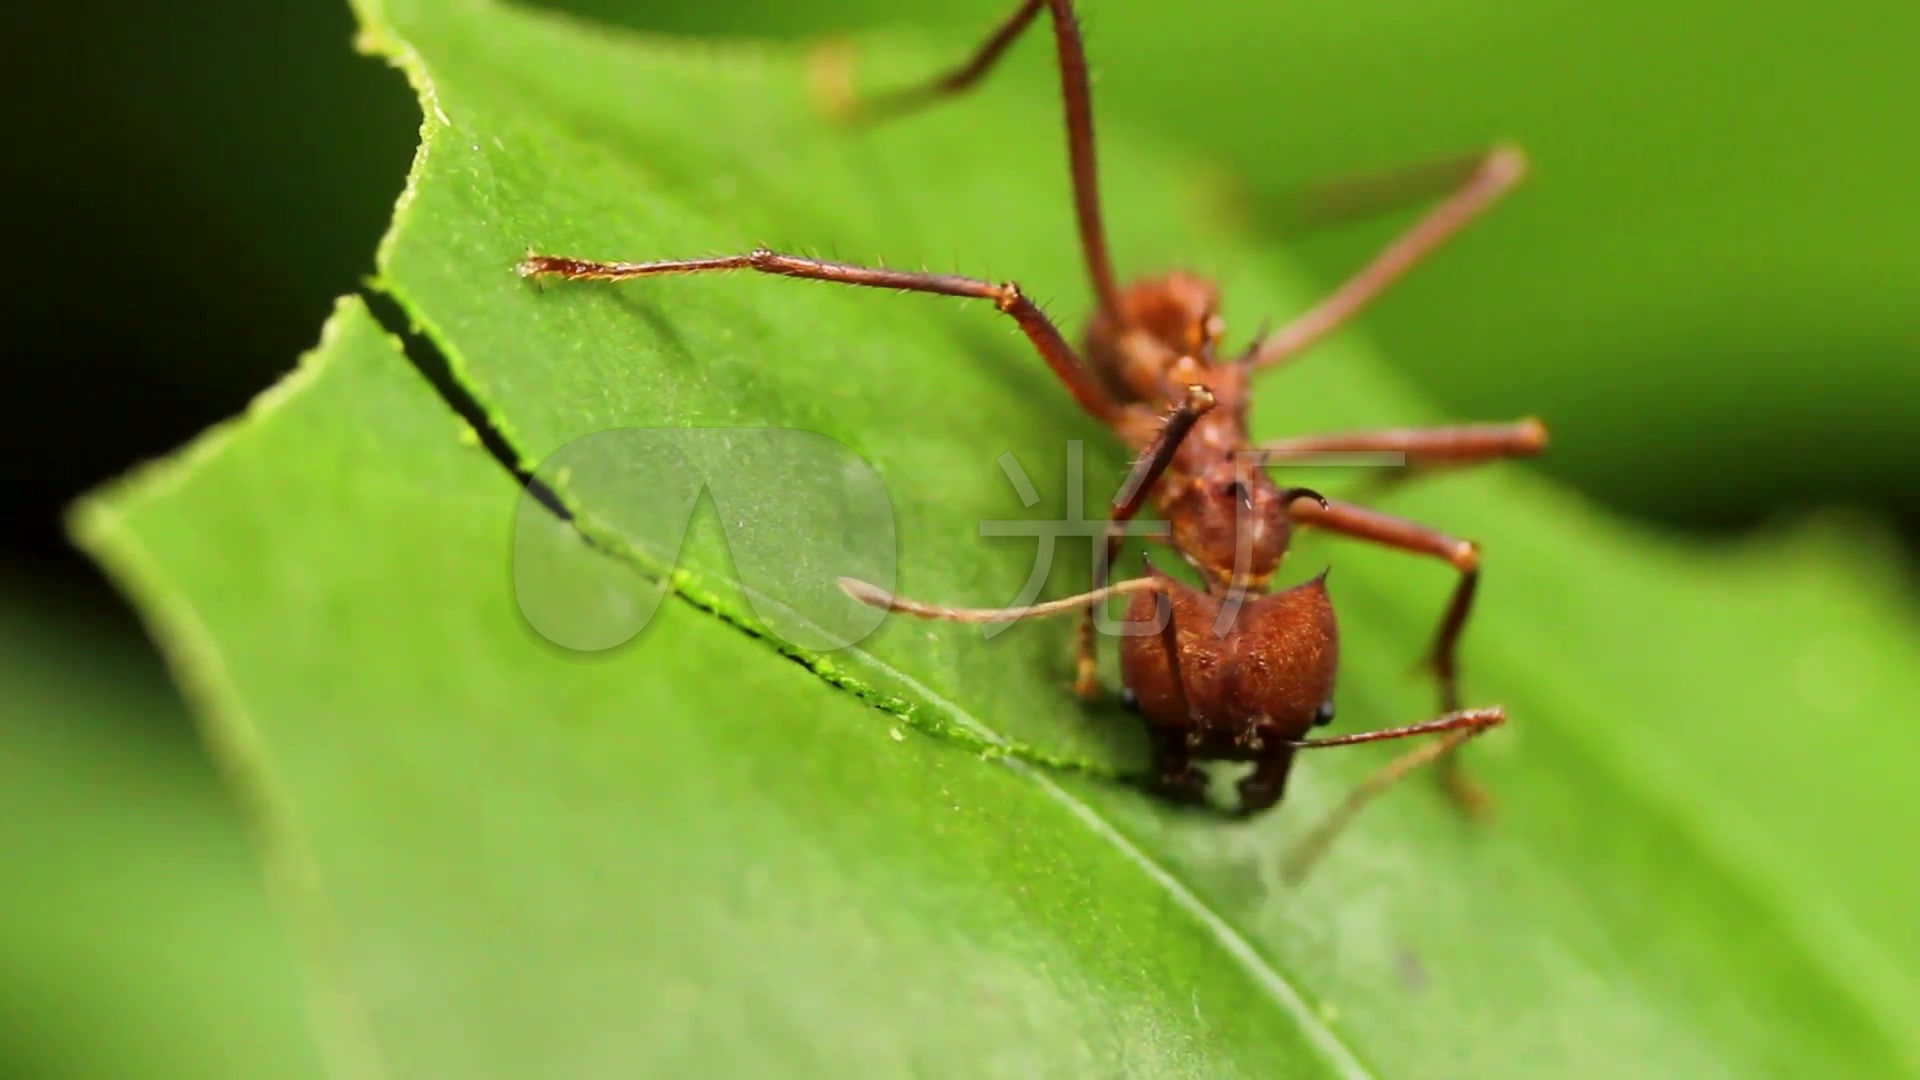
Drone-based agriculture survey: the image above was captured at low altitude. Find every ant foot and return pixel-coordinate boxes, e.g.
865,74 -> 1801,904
1156,768 -> 1210,807
1073,659 -> 1102,703
805,36 -> 861,121
1442,769 -> 1496,820
1234,779 -> 1282,818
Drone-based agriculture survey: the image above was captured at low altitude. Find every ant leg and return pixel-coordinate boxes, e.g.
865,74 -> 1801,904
1075,386 -> 1216,698
1249,418 -> 1548,489
1248,418 -> 1547,470
1277,149 -> 1514,234
1246,145 -> 1527,371
1288,706 -> 1505,749
1249,701 -> 1505,821
1280,707 -> 1506,883
1288,498 -> 1490,812
520,248 -> 1122,425
1126,589 -> 1207,804
1151,590 -> 1199,721
1149,726 -> 1209,807
842,0 -> 1042,121
1237,748 -> 1299,817
838,0 -> 1121,315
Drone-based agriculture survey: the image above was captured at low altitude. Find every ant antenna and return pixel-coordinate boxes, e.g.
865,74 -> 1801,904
838,575 -> 1168,623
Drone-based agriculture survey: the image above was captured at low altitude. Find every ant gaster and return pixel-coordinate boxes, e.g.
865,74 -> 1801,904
520,0 -> 1546,877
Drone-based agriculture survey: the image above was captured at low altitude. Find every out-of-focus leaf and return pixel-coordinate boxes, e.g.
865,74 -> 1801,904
0,588 -> 321,1079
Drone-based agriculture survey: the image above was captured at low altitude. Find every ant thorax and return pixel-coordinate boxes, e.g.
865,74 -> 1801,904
1084,272 -> 1226,404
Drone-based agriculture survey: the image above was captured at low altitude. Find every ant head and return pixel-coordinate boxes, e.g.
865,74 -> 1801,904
1117,271 -> 1223,359
1164,464 -> 1294,591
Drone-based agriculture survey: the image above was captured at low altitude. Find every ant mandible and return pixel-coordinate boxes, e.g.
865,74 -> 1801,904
520,0 -> 1546,877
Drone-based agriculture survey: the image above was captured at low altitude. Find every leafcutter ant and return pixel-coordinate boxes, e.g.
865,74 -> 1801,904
519,0 -> 1545,877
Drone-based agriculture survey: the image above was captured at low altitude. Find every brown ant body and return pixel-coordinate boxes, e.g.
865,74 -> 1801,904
521,0 -> 1545,875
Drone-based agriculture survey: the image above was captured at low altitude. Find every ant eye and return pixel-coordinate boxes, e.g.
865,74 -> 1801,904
1313,700 -> 1335,727
1223,480 -> 1250,503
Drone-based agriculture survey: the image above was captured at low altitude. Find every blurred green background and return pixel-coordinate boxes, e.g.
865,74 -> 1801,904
4,0 -> 1916,1073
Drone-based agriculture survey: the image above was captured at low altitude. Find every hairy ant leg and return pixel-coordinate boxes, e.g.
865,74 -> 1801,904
1074,386 -> 1215,698
834,0 -> 1122,316
1245,146 -> 1528,371
519,249 -> 1121,424
1279,707 -> 1506,882
1288,498 -> 1491,812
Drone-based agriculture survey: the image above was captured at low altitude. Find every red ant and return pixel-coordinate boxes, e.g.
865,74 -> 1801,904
520,0 -> 1545,877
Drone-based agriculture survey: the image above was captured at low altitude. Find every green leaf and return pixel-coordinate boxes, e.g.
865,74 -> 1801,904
76,298 -> 1352,1077
72,0 -> 1920,1075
